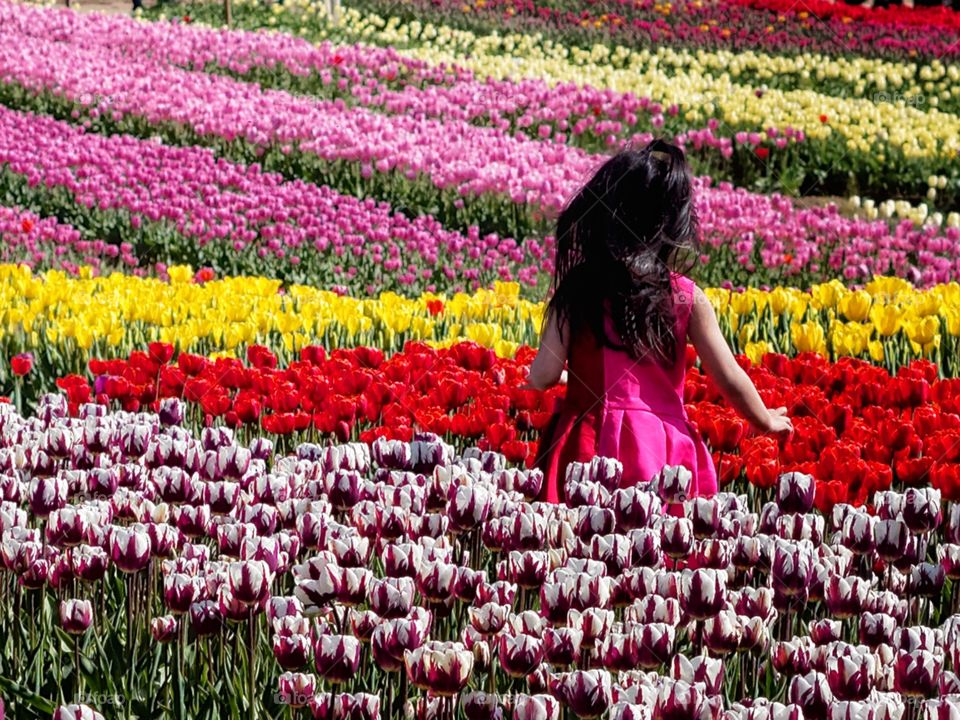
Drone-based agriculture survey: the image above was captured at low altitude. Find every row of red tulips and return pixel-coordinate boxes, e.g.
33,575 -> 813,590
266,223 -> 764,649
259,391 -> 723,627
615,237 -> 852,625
18,341 -> 960,513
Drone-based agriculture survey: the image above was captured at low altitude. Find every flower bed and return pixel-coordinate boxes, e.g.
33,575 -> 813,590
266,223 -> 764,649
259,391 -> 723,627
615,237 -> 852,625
2,389 -> 960,718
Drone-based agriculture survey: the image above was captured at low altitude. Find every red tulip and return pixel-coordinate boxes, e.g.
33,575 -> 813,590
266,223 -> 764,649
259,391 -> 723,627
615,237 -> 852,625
10,353 -> 33,376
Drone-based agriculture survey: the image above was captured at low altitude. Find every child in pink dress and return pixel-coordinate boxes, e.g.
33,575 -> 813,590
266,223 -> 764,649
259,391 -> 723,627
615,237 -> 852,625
528,141 -> 792,504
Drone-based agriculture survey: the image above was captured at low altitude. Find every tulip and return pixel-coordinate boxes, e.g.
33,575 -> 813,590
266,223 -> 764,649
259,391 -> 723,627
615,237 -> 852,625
108,527 -> 151,573
626,596 -> 681,626
416,560 -> 458,603
469,603 -> 510,636
679,569 -> 725,619
894,627 -> 939,654
772,638 -> 813,676
150,615 -> 179,643
894,649 -> 941,697
660,517 -> 694,559
671,654 -> 724,696
689,497 -> 720,538
903,488 -> 941,534
460,691 -> 500,720
28,476 -> 68,517
549,670 -> 612,719
824,575 -> 871,619
274,634 -> 312,670
826,649 -> 876,701
873,519 -> 908,564
940,544 -> 960,579
598,630 -> 640,672
368,577 -> 415,619
314,635 -> 361,684
829,702 -> 877,720
278,672 -> 317,708
70,544 -> 109,582
653,678 -> 709,720
59,598 -> 93,635
189,600 -> 222,637
349,610 -> 379,643
841,512 -> 876,555
448,484 -> 492,533
371,613 -> 431,673
513,695 -> 561,720
164,573 -> 205,614
506,551 -> 550,589
805,620 -> 839,646
404,640 -> 473,696
543,627 -> 583,667
227,560 -> 274,606
775,472 -> 815,514
910,562 -> 946,596
612,487 -> 660,531
52,705 -> 105,720
788,671 -> 833,720
610,704 -> 651,720
922,699 -> 960,720
567,608 -> 613,649
732,536 -> 763,570
632,623 -> 675,669
499,633 -> 544,677
702,609 -> 742,655
771,539 -> 815,597
652,466 -> 692,504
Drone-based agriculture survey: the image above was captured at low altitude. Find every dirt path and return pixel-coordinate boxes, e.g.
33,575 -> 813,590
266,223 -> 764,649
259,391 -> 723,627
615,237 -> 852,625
34,0 -> 141,14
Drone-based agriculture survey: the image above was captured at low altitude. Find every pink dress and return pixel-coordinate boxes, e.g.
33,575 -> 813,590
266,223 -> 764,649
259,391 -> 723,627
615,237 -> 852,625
535,274 -> 717,503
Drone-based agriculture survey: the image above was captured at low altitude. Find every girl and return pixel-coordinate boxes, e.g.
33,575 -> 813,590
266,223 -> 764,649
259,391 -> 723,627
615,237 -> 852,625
527,141 -> 792,503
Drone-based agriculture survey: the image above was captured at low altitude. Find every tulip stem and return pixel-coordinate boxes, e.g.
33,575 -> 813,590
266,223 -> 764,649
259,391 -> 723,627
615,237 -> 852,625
74,633 -> 82,700
248,608 -> 258,720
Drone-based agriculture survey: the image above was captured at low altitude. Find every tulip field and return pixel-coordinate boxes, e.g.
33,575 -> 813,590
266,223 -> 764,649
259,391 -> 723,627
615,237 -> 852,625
5,0 -> 960,718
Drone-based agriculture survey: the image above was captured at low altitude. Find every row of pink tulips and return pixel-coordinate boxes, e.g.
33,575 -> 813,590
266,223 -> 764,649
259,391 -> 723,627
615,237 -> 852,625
0,205 -> 136,275
4,392 -> 960,718
0,103 -> 550,291
3,86 -> 960,289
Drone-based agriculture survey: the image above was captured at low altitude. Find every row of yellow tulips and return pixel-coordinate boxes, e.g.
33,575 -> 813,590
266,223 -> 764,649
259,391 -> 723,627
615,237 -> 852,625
2,266 -> 960,376
223,0 -> 960,165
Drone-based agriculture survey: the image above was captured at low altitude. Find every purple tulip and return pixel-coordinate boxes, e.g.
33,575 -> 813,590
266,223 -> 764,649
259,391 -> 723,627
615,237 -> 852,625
777,472 -> 816,514
825,648 -> 876,701
679,569 -> 725,620
894,649 -> 941,697
278,672 -> 317,708
499,633 -> 544,677
108,527 -> 151,573
150,615 -> 179,643
314,635 -> 361,684
59,598 -> 93,634
903,488 -> 942,534
512,695 -> 560,720
549,670 -> 612,719
371,612 -> 431,673
788,671 -> 833,720
52,705 -> 105,720
404,640 -> 473,696
543,627 -> 583,667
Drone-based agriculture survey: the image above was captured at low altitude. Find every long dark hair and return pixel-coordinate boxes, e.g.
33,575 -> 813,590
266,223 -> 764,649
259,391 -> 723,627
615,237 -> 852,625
547,140 -> 699,364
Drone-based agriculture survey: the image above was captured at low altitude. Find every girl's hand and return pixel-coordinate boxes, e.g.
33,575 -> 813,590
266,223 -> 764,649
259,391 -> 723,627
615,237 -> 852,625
758,406 -> 793,435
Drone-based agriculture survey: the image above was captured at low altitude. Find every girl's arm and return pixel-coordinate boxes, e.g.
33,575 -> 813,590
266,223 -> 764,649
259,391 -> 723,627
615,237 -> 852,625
687,286 -> 793,434
525,309 -> 570,391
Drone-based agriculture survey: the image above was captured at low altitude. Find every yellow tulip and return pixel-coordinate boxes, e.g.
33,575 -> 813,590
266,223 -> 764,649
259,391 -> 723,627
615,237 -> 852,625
869,304 -> 903,336
745,340 -> 770,365
838,290 -> 872,322
791,321 -> 827,355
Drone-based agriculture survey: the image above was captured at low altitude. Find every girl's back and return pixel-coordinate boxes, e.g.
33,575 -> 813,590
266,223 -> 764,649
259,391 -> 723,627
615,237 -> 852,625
536,273 -> 716,502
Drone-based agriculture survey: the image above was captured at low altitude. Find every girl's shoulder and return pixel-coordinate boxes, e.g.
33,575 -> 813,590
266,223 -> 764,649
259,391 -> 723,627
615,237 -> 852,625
669,272 -> 697,306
